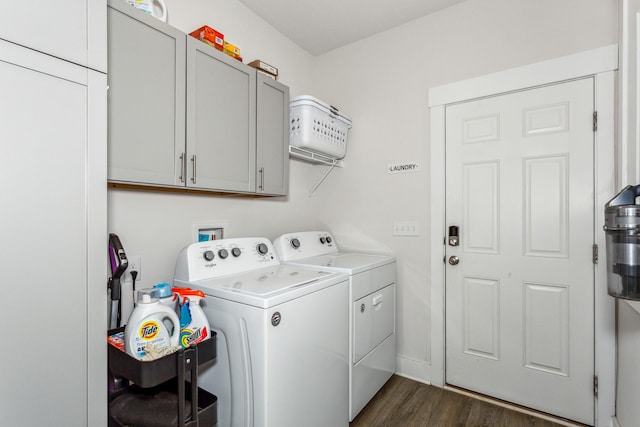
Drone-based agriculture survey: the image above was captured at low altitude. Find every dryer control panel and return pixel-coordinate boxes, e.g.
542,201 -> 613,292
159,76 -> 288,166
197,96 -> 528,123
174,237 -> 279,282
273,231 -> 339,261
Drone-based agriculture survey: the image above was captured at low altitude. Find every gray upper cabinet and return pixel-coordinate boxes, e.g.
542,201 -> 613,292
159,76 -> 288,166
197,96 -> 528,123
107,0 -> 186,186
186,37 -> 257,193
107,1 -> 289,196
256,73 -> 290,196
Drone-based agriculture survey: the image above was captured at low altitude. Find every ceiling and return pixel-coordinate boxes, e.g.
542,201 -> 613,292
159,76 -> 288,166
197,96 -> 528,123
236,0 -> 467,56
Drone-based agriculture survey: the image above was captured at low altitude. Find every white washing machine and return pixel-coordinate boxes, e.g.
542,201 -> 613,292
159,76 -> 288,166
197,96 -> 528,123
173,237 -> 349,427
272,231 -> 396,421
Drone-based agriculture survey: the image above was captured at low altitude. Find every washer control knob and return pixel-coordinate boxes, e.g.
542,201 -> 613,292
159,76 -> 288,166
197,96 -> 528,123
320,237 -> 326,244
257,243 -> 269,255
231,247 -> 242,257
326,236 -> 332,244
290,238 -> 300,249
203,250 -> 215,261
218,249 -> 229,259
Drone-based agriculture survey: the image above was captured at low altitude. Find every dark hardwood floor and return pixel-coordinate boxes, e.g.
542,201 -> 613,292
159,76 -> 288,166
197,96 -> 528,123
350,375 -> 571,427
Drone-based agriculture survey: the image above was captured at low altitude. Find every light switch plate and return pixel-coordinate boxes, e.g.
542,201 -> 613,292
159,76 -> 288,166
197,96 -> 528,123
393,221 -> 419,236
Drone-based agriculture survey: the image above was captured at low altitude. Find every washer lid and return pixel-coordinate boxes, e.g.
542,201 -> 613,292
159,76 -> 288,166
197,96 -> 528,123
175,264 -> 348,308
282,252 -> 396,275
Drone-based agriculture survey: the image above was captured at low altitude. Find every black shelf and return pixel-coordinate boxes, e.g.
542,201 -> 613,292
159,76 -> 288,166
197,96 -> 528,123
108,380 -> 217,427
108,328 -> 217,427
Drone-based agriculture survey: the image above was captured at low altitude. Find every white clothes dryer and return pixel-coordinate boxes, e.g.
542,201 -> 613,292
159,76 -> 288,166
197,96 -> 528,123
174,237 -> 349,427
272,231 -> 396,421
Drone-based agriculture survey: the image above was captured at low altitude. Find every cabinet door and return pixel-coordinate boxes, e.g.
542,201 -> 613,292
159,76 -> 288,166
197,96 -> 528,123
107,0 -> 186,186
256,73 -> 290,196
0,39 -> 96,426
187,37 -> 257,192
0,0 -> 105,71
620,0 -> 640,184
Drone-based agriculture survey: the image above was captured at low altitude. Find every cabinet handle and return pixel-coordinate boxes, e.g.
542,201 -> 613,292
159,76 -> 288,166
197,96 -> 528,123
191,155 -> 197,184
179,153 -> 185,183
259,167 -> 264,190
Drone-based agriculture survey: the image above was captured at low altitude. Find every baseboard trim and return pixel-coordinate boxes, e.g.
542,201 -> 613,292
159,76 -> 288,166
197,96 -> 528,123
395,355 -> 431,384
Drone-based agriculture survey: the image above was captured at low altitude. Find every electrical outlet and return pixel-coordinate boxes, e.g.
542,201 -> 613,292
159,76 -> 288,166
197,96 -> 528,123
393,221 -> 420,236
124,256 -> 141,282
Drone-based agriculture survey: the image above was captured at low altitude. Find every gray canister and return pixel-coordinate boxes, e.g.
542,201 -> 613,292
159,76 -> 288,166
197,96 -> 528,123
604,185 -> 640,300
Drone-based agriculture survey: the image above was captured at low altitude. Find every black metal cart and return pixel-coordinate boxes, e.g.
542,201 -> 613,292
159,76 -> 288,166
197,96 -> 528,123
108,328 -> 217,427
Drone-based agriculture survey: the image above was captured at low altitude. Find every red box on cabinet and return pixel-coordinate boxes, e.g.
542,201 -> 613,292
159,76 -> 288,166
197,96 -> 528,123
189,25 -> 224,51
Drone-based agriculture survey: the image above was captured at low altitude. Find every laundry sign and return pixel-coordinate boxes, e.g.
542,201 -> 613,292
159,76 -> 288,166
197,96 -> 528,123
388,162 -> 420,174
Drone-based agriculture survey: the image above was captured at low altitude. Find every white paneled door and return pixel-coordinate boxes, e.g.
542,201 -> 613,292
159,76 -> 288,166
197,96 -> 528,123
445,78 -> 594,425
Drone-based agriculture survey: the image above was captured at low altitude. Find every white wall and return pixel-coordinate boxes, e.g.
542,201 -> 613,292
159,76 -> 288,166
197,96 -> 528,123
108,0 -> 619,384
160,0 -> 315,95
107,0 -> 318,319
617,302 -> 640,425
309,0 -> 618,380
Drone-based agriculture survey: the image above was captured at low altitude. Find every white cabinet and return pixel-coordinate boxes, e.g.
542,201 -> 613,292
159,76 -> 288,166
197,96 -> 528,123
0,0 -> 106,72
107,2 -> 289,196
620,0 -> 640,185
0,39 -> 107,425
107,0 -> 186,187
616,3 -> 640,425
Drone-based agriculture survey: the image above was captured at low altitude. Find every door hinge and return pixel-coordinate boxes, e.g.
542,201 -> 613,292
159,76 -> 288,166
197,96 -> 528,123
594,375 -> 599,397
592,244 -> 598,264
593,111 -> 598,131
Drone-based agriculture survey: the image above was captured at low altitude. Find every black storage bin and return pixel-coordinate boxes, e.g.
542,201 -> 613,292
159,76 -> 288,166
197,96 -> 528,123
107,327 -> 217,427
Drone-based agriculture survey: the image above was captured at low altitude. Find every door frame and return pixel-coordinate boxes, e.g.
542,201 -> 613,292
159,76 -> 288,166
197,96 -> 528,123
428,44 -> 617,426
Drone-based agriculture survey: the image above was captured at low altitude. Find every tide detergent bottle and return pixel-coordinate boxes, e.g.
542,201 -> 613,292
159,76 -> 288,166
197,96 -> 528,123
124,289 -> 180,359
172,287 -> 211,348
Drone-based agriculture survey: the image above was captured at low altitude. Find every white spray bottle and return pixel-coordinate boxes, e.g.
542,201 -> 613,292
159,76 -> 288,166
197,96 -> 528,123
124,289 -> 180,359
173,287 -> 211,348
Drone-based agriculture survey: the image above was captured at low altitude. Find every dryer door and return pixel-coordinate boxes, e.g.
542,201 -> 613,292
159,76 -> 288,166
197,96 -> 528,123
353,283 -> 395,363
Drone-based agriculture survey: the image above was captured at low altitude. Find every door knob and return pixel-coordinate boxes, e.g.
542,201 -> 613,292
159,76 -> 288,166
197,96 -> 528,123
448,256 -> 460,265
